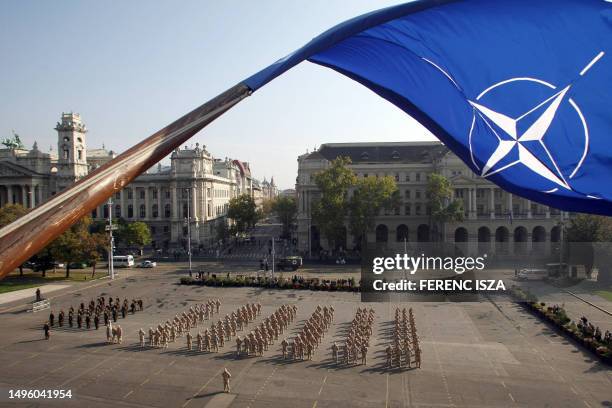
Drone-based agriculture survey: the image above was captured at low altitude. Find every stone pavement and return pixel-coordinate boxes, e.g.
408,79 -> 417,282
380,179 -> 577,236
0,268 -> 609,408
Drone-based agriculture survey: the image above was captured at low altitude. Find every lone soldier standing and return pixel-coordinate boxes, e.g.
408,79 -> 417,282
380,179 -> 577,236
331,342 -> 339,364
43,322 -> 50,340
36,288 -> 42,302
58,310 -> 65,327
222,368 -> 232,393
94,314 -> 100,330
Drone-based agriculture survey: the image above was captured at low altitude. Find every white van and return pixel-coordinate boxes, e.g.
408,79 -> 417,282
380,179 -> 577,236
113,255 -> 134,268
517,268 -> 548,281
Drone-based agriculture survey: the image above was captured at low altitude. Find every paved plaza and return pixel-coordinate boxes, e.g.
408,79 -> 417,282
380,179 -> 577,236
0,267 -> 610,408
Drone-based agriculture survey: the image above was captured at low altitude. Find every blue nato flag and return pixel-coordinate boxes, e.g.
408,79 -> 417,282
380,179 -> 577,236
245,0 -> 612,215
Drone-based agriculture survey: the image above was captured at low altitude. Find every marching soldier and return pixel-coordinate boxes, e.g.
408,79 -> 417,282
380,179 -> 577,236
186,332 -> 193,351
94,314 -> 100,330
331,342 -> 339,363
361,344 -> 368,365
58,310 -> 64,327
43,322 -> 50,340
49,311 -> 55,327
106,322 -> 112,343
281,338 -> 288,359
236,337 -> 242,358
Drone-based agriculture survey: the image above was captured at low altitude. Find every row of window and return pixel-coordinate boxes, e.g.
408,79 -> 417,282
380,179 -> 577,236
112,187 -> 234,201
93,201 -> 229,220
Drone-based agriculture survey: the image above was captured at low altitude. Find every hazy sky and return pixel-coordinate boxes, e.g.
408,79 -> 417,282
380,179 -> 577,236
0,0 -> 435,189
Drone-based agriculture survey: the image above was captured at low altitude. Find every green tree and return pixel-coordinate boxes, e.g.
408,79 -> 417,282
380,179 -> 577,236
117,222 -> 151,255
348,176 -> 400,248
82,232 -> 108,277
426,173 -> 464,242
0,204 -> 29,275
272,196 -> 297,238
565,214 -> 612,242
0,203 -> 28,228
311,157 -> 357,250
49,217 -> 93,278
228,194 -> 259,233
215,218 -> 230,243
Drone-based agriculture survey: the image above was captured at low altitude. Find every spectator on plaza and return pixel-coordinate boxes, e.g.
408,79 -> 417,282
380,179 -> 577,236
43,322 -> 50,340
35,288 -> 41,302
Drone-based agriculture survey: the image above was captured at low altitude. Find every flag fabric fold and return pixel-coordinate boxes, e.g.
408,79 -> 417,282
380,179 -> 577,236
245,0 -> 612,214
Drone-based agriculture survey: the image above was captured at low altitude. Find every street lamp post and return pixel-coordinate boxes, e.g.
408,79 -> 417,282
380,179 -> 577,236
106,198 -> 115,280
185,188 -> 192,277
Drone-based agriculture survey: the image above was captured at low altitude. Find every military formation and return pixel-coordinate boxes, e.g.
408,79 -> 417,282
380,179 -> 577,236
386,307 -> 421,369
238,304 -> 297,358
191,302 -> 261,353
282,305 -> 334,361
141,299 -> 221,349
44,295 -> 144,340
332,307 -> 375,366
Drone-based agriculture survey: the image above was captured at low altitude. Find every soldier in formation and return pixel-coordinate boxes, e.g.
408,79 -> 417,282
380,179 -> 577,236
236,304 -> 296,359
194,302 -> 261,355
336,307 -> 374,366
46,295 -> 144,340
139,299 -> 222,350
387,307 -> 421,369
282,305 -> 333,361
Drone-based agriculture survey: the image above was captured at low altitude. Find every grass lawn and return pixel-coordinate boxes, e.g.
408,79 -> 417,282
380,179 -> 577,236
0,269 -> 108,294
594,289 -> 612,302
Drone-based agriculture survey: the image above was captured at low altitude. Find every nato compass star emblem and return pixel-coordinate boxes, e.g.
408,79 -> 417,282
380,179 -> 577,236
465,51 -> 604,195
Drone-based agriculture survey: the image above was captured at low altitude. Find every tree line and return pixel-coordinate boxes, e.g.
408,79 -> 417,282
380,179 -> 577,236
0,204 -> 151,277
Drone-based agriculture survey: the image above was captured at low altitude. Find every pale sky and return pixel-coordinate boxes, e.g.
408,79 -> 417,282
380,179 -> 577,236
0,0 -> 435,189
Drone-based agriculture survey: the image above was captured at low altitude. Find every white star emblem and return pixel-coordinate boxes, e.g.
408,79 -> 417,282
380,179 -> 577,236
469,85 -> 572,190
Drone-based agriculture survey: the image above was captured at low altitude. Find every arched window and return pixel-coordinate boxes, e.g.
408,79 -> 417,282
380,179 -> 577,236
396,224 -> 409,242
115,205 -> 121,218
127,204 -> 133,218
375,224 -> 388,243
454,227 -> 468,242
140,204 -> 146,218
152,204 -> 158,218
417,224 -> 430,242
164,204 -> 171,218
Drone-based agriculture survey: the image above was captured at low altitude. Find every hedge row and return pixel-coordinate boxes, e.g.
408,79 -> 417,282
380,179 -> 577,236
509,285 -> 611,365
180,275 -> 360,292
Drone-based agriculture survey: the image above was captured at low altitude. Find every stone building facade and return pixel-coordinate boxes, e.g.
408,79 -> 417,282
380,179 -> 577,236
0,113 -> 266,250
296,142 -> 567,257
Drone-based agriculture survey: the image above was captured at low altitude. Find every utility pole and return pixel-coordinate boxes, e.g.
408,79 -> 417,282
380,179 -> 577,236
106,198 -> 115,280
271,235 -> 275,278
186,188 -> 192,277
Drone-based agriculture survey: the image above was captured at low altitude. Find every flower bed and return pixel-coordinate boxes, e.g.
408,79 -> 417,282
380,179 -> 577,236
508,286 -> 611,365
180,275 -> 360,292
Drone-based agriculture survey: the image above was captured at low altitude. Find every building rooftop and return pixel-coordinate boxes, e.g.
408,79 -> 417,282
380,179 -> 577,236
305,141 -> 448,164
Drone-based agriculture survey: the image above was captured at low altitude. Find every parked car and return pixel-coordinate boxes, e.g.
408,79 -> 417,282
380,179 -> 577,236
276,256 -> 303,271
138,260 -> 157,268
68,262 -> 87,269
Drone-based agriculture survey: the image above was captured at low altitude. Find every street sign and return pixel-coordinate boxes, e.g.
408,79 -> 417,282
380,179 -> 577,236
105,225 -> 118,231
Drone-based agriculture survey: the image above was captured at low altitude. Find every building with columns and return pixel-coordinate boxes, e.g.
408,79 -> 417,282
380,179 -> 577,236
296,141 -> 567,258
0,113 -> 267,251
